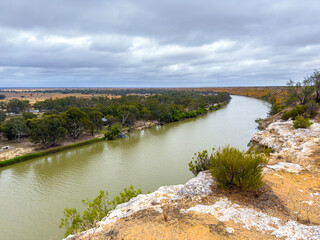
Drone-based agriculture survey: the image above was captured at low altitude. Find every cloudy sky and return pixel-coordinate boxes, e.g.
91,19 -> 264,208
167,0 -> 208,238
0,0 -> 319,87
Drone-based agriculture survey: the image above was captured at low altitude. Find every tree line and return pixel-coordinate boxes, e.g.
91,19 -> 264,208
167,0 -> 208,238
0,90 -> 230,147
268,70 -> 320,116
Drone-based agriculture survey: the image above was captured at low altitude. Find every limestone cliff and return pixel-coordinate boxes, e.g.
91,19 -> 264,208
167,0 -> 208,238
66,118 -> 320,240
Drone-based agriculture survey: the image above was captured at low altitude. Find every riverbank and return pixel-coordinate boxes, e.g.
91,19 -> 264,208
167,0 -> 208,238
0,101 -> 228,167
66,114 -> 320,239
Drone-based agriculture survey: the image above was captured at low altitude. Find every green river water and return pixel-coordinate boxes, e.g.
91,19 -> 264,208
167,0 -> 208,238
0,95 -> 270,240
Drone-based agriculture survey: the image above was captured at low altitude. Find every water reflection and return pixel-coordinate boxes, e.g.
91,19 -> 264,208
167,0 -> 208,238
0,96 -> 270,240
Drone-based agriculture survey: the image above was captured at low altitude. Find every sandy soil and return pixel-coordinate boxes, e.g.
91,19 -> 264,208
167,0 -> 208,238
0,134 -> 103,161
0,91 -> 118,104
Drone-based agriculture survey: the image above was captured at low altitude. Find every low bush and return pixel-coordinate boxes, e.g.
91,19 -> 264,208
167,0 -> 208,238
210,146 -> 268,191
60,185 -> 142,237
188,149 -> 212,176
281,105 -> 307,120
293,116 -> 313,129
268,103 -> 286,116
306,101 -> 318,118
104,124 -> 120,140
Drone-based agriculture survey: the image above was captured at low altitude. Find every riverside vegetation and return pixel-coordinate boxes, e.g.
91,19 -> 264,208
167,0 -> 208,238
0,90 -> 230,165
268,69 -> 320,119
60,186 -> 142,237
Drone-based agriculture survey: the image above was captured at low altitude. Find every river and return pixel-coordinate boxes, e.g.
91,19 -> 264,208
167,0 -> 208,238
0,95 -> 270,240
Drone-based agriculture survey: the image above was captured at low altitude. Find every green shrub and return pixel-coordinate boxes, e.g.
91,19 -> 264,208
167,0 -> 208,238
104,124 -> 120,140
269,102 -> 286,116
306,101 -> 318,118
60,185 -> 142,237
281,105 -> 306,120
210,146 -> 268,191
281,110 -> 292,120
293,116 -> 313,129
189,149 -> 212,176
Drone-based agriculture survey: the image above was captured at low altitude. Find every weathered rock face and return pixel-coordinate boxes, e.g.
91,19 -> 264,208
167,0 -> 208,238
66,171 -> 214,239
252,120 -> 320,171
66,172 -> 320,240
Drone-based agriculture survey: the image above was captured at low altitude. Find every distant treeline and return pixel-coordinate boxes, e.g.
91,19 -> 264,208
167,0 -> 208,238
0,88 -> 215,96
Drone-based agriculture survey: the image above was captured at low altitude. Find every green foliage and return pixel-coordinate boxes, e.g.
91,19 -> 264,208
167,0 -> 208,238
0,94 -> 6,100
22,112 -> 37,120
0,137 -> 104,168
209,146 -> 268,191
1,117 -> 28,141
307,70 -> 320,103
306,101 -> 318,118
87,110 -> 103,131
104,124 -> 120,140
293,116 -> 313,129
60,186 -> 142,237
62,107 -> 94,139
6,98 -> 30,113
117,104 -> 139,127
268,101 -> 286,116
189,149 -> 212,176
0,110 -> 6,123
28,115 -> 67,147
281,105 -> 307,120
287,79 -> 314,105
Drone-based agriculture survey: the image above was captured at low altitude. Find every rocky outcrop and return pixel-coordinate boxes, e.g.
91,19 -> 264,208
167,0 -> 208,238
66,171 -> 214,239
66,118 -> 320,240
252,120 -> 320,171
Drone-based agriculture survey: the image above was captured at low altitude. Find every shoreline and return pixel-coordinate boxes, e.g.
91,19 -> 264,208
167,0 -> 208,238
0,101 -> 229,168
66,112 -> 320,240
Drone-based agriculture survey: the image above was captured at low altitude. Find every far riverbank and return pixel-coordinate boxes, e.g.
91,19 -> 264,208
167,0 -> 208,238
0,101 -> 228,167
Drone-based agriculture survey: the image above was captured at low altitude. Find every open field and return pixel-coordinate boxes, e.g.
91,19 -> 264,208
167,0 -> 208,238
177,87 -> 288,103
0,87 -> 287,104
0,89 -> 119,104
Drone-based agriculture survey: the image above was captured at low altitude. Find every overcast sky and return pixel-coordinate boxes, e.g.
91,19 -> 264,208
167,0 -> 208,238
0,0 -> 319,87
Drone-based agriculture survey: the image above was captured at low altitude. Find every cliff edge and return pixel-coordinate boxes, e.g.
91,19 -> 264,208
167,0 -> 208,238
66,118 -> 320,240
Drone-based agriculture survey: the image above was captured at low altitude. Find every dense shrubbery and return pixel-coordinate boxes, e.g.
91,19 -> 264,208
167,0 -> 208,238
268,101 -> 286,116
104,124 -> 120,140
281,105 -> 307,120
189,146 -> 268,191
268,70 -> 320,117
293,116 -> 313,129
210,146 -> 268,190
189,149 -> 212,176
60,186 -> 142,237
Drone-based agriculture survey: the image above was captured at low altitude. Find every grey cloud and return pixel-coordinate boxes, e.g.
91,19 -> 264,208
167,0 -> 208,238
0,0 -> 319,87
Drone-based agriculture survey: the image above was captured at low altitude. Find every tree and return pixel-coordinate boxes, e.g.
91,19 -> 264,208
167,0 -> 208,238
0,94 -> 5,100
309,70 -> 320,103
62,107 -> 94,139
104,124 -> 120,140
140,107 -> 151,122
28,115 -> 67,147
6,98 -> 30,113
117,105 -> 139,129
87,111 -> 103,131
286,79 -> 314,105
1,117 -> 28,141
22,112 -> 37,120
0,111 -> 6,123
